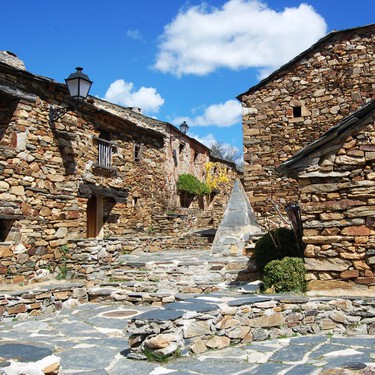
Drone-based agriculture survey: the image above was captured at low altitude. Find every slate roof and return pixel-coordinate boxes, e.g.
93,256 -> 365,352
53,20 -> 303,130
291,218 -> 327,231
276,100 -> 375,177
237,24 -> 375,100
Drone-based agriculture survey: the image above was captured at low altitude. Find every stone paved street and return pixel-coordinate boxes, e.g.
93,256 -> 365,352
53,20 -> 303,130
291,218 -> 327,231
1,302 -> 375,374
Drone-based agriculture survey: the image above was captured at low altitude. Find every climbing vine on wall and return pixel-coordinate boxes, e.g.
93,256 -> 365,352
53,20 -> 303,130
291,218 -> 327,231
205,162 -> 229,191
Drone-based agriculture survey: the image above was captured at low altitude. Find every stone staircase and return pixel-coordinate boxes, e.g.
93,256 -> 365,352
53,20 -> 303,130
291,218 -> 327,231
173,229 -> 215,251
108,250 -> 258,296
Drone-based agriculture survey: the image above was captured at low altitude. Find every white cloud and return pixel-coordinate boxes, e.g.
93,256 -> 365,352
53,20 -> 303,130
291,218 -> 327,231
191,133 -> 218,147
190,132 -> 243,165
127,29 -> 144,41
104,79 -> 165,114
173,99 -> 241,127
154,0 -> 327,77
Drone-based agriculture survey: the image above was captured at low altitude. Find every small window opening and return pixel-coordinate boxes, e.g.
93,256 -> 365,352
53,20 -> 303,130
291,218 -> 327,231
134,143 -> 142,162
173,149 -> 178,166
208,190 -> 219,206
97,131 -> 112,168
0,219 -> 17,242
99,131 -> 110,141
132,197 -> 139,207
179,143 -> 185,154
293,106 -> 302,118
180,193 -> 193,208
194,151 -> 198,161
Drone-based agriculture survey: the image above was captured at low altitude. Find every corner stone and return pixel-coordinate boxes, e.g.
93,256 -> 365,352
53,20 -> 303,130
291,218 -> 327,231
305,258 -> 351,271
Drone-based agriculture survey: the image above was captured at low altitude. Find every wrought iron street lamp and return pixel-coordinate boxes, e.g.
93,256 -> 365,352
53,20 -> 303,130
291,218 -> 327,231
65,67 -> 93,102
179,121 -> 189,134
49,67 -> 93,124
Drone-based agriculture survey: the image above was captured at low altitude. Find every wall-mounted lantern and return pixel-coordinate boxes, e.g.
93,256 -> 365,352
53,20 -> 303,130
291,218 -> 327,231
179,121 -> 189,135
49,67 -> 93,124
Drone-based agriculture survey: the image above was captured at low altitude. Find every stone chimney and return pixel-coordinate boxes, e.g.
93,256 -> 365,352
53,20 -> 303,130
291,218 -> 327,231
0,51 -> 26,70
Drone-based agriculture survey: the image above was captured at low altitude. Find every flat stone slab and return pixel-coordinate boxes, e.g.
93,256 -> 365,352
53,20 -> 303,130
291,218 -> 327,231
168,357 -> 254,374
274,295 -> 308,303
331,336 -> 375,347
284,364 -> 319,374
289,335 -> 327,345
239,284 -> 261,294
269,343 -> 316,362
164,301 -> 218,312
59,346 -> 117,371
133,309 -> 184,321
106,356 -> 160,375
0,342 -> 53,362
246,362 -> 290,374
54,321 -> 106,338
227,296 -> 272,306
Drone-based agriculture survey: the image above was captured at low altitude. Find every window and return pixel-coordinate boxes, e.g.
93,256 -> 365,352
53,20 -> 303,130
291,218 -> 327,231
293,106 -> 302,118
0,95 -> 19,148
194,151 -> 199,161
134,143 -> 142,162
0,219 -> 17,242
97,131 -> 112,168
289,100 -> 310,121
179,142 -> 185,154
132,197 -> 139,208
173,149 -> 178,166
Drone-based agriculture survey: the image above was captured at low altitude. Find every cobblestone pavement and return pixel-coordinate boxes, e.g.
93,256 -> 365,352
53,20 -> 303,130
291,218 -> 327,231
1,302 -> 375,374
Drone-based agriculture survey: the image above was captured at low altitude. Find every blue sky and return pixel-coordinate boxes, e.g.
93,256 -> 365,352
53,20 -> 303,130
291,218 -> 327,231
2,0 -> 374,154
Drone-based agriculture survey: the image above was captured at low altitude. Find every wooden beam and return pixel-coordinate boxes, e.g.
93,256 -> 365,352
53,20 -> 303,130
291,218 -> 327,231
0,82 -> 37,102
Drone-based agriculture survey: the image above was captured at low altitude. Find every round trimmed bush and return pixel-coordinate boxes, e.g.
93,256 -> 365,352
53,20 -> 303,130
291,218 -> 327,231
254,228 -> 304,273
177,174 -> 210,196
263,257 -> 306,293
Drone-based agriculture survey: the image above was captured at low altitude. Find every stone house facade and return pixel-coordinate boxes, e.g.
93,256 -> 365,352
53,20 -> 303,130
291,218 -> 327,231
237,24 -> 375,227
0,52 -> 238,282
92,97 -> 239,217
277,100 -> 375,290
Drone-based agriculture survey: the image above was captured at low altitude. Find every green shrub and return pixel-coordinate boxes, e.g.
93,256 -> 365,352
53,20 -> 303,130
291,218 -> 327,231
177,174 -> 210,196
254,228 -> 304,273
263,257 -> 306,293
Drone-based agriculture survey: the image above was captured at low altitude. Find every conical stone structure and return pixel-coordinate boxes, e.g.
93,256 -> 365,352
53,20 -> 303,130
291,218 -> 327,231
211,179 -> 263,256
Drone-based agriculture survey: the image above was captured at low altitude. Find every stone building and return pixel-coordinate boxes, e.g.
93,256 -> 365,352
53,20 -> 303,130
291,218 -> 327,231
0,52 -> 238,282
91,97 -> 238,219
237,24 -> 375,227
277,100 -> 375,290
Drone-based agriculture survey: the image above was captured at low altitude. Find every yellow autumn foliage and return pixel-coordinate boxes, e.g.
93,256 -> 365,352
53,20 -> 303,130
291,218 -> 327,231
205,162 -> 229,191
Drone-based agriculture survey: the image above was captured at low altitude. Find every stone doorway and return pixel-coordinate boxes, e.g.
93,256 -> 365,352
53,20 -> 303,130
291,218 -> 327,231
86,196 -> 103,238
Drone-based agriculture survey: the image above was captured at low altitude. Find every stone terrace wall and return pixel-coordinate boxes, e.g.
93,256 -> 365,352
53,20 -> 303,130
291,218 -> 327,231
0,282 -> 88,321
240,25 -> 375,227
0,208 -> 221,285
128,295 -> 375,358
297,119 -> 375,290
62,234 -> 215,281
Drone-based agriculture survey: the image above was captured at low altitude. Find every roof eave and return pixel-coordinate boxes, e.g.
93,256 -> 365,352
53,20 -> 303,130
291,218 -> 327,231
237,23 -> 375,101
